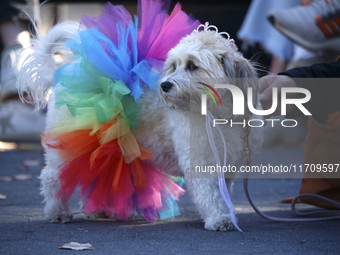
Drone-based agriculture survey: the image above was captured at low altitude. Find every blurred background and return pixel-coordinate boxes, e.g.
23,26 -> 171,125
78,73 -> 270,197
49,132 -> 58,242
38,1 -> 264,66
2,0 -> 340,147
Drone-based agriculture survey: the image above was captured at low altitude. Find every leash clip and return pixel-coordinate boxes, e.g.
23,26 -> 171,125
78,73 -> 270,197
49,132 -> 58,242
242,117 -> 252,166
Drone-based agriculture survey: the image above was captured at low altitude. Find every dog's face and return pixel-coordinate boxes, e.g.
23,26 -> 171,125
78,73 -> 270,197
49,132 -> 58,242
159,29 -> 258,118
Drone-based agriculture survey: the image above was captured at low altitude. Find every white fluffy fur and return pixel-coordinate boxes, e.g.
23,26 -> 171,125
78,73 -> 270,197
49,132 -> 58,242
16,21 -> 79,109
17,22 -> 263,231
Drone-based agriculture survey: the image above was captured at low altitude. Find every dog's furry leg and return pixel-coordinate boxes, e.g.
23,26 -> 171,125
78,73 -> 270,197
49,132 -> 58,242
39,95 -> 75,222
16,22 -> 80,223
183,172 -> 236,231
40,147 -> 73,223
168,111 -> 236,231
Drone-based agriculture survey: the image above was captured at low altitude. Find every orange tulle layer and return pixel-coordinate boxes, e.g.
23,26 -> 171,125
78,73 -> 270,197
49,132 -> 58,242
47,121 -> 185,221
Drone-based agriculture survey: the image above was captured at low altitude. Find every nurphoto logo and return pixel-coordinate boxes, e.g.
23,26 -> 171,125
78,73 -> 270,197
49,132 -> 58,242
200,83 -> 311,128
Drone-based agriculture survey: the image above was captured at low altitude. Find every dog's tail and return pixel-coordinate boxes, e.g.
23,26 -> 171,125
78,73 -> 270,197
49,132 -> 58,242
16,21 -> 80,110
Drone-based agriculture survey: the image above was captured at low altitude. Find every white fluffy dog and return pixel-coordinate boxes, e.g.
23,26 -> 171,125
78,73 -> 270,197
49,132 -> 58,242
17,22 -> 262,231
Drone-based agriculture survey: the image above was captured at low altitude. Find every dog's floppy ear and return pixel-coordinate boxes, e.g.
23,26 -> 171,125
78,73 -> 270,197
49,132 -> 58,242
221,52 -> 259,116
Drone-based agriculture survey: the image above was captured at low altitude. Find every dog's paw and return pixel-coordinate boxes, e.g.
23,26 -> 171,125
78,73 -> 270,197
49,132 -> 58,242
44,200 -> 73,223
83,212 -> 107,219
204,215 -> 236,231
50,211 -> 73,223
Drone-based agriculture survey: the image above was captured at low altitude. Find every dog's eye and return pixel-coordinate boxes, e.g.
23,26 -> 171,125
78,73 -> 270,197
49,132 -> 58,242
167,63 -> 176,74
187,62 -> 198,72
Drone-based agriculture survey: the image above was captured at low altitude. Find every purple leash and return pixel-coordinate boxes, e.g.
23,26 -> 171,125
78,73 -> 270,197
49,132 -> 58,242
206,111 -> 243,232
206,112 -> 340,231
242,122 -> 340,223
243,177 -> 340,222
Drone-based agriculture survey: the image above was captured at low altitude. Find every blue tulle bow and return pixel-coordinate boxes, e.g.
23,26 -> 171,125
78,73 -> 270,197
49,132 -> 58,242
55,19 -> 159,102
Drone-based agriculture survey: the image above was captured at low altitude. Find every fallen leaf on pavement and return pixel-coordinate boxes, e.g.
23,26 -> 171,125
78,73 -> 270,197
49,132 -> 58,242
13,174 -> 32,181
0,174 -> 32,181
0,176 -> 13,181
0,194 -> 7,200
59,242 -> 94,250
22,159 -> 41,167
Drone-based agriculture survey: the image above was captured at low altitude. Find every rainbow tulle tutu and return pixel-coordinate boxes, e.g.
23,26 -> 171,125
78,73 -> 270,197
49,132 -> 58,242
46,0 -> 200,221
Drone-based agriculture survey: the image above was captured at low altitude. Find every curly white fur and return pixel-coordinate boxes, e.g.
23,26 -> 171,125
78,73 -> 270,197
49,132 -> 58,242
16,21 -> 79,109
16,22 -> 263,231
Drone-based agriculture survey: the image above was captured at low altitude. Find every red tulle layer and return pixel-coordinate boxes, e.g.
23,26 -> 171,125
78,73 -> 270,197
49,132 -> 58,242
48,126 -> 184,222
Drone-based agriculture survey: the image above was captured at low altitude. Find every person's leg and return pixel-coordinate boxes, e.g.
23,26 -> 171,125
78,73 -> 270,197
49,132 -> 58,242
0,0 -> 45,141
0,0 -> 39,98
0,20 -> 31,99
0,20 -> 31,48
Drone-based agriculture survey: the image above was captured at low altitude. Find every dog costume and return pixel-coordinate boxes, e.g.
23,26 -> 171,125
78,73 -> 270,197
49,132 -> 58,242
43,0 -> 199,222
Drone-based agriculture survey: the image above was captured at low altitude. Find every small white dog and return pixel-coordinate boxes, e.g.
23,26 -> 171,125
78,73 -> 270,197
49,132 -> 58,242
17,21 -> 262,231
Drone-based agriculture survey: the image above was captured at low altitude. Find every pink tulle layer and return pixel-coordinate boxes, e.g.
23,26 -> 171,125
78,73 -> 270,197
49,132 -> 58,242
52,0 -> 200,221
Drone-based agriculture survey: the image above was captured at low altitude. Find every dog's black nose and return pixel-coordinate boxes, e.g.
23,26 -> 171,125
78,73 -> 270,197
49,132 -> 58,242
161,81 -> 173,93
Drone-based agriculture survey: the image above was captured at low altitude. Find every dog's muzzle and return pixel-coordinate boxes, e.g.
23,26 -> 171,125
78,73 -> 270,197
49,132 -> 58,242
160,81 -> 173,93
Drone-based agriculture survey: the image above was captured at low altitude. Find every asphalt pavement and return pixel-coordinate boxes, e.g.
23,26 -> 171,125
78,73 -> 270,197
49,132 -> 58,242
1,142 -> 339,255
